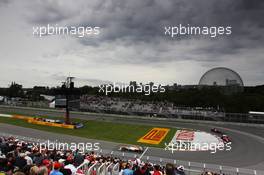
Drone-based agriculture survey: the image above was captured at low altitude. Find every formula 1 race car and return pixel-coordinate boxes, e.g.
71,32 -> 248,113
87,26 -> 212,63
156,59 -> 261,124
211,128 -> 223,135
118,145 -> 144,153
221,135 -> 232,144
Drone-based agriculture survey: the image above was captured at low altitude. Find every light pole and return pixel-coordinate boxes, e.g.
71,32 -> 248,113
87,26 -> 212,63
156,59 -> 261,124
62,77 -> 75,124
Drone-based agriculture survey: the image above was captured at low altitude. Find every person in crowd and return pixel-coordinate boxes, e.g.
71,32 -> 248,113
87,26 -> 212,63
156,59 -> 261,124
62,156 -> 77,175
122,163 -> 134,175
150,165 -> 163,175
165,163 -> 175,175
37,166 -> 49,175
24,151 -> 33,165
29,165 -> 39,175
50,162 -> 63,175
175,165 -> 185,175
0,136 -> 224,175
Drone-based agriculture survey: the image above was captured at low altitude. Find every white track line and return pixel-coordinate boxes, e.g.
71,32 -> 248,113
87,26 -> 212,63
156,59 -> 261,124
139,147 -> 149,159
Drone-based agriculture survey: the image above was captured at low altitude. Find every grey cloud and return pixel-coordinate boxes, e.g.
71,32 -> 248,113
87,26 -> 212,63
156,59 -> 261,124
24,0 -> 264,53
0,0 -> 11,7
2,0 -> 263,86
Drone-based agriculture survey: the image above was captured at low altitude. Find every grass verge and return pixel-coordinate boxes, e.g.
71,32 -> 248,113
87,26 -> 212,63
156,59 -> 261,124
0,115 -> 176,148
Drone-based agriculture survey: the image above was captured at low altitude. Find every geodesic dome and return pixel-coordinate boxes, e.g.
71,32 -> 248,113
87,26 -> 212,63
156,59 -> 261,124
199,67 -> 243,86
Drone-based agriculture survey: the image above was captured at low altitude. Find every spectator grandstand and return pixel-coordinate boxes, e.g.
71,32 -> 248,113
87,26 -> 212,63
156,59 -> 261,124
80,95 -> 224,119
1,95 -> 224,118
79,95 -> 264,123
2,94 -> 264,123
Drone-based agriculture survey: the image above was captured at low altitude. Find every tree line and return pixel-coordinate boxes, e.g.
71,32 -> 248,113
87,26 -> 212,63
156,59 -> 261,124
0,82 -> 263,113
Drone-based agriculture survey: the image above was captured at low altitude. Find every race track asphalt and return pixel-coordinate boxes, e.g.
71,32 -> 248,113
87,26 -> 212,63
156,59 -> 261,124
0,106 -> 264,172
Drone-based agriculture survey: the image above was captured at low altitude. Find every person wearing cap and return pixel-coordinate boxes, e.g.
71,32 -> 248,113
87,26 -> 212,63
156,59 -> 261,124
42,159 -> 51,167
175,165 -> 185,175
42,159 -> 52,174
50,162 -> 63,175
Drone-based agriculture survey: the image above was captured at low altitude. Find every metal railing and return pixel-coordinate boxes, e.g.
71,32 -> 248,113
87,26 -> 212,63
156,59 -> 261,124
74,148 -> 264,175
76,161 -> 119,175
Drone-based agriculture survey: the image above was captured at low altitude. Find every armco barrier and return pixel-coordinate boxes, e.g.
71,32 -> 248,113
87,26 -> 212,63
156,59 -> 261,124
1,133 -> 263,175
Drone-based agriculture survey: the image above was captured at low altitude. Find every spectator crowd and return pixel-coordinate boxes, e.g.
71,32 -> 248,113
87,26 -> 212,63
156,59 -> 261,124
80,95 -> 223,118
0,136 -> 226,175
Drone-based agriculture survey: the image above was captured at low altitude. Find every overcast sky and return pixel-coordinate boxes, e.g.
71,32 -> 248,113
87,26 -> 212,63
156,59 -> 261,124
0,0 -> 263,87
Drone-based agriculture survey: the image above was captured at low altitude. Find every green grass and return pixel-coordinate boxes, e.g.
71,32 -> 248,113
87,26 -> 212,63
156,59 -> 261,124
0,115 -> 176,148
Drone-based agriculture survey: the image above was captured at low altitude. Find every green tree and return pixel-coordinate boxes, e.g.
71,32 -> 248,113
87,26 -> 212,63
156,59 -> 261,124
7,82 -> 24,98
